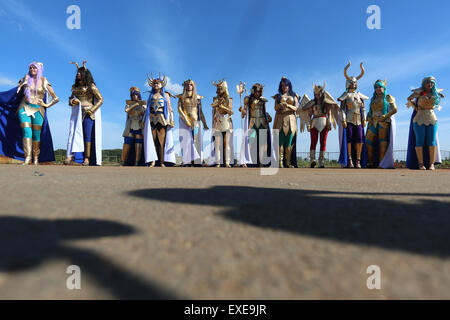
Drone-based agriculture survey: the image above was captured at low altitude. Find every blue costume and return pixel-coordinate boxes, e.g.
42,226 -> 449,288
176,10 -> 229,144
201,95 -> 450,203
406,77 -> 444,170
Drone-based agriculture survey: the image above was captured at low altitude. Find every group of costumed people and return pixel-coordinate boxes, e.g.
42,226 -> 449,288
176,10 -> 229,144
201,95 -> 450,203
0,61 -> 444,170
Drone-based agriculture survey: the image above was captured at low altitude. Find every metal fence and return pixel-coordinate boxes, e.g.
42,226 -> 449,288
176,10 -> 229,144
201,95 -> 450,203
296,150 -> 450,162
54,150 -> 450,165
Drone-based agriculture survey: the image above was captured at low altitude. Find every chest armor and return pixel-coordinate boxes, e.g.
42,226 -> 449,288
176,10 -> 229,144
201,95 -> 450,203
281,96 -> 295,107
72,86 -> 94,107
312,103 -> 327,117
249,99 -> 266,129
371,97 -> 384,112
344,92 -> 363,125
128,104 -> 145,120
414,95 -> 437,126
150,96 -> 168,126
182,97 -> 198,121
417,95 -> 436,110
250,99 -> 264,118
27,83 -> 46,102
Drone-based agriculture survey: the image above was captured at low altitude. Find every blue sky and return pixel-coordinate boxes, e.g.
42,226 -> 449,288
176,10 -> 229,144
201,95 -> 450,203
1,0 -> 449,154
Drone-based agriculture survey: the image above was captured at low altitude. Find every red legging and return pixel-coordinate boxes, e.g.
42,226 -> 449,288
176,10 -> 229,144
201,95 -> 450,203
310,128 -> 329,152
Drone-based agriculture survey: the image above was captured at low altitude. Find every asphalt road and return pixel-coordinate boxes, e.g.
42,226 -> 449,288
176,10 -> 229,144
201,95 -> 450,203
0,165 -> 449,299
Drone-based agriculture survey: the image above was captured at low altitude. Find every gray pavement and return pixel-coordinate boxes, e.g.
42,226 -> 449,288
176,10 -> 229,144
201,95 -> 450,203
0,165 -> 449,299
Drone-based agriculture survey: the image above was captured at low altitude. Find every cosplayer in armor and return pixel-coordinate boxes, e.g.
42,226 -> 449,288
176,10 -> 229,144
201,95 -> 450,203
121,87 -> 146,166
272,77 -> 298,168
0,62 -> 59,165
143,73 -> 175,167
177,79 -> 209,166
210,79 -> 234,168
406,76 -> 444,170
239,83 -> 272,167
298,83 -> 339,168
338,62 -> 369,169
365,80 -> 397,168
65,61 -> 104,166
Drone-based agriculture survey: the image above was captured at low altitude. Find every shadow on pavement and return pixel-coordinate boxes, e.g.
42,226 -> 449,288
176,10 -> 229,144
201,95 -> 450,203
0,217 -> 178,299
128,186 -> 450,257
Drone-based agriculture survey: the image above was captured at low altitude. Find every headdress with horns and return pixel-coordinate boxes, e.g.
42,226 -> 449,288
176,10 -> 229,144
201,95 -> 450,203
147,73 -> 167,88
70,60 -> 87,70
344,61 -> 365,90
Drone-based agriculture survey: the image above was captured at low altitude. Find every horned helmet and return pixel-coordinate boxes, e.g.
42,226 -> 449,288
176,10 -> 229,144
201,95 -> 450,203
344,61 -> 365,90
147,72 -> 167,89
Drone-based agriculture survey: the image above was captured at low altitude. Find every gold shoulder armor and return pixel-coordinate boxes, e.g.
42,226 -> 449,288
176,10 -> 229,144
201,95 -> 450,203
197,94 -> 204,100
260,97 -> 268,103
386,94 -> 396,103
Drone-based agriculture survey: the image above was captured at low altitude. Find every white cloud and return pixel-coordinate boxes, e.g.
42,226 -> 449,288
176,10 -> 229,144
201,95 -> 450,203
143,76 -> 183,95
0,75 -> 16,86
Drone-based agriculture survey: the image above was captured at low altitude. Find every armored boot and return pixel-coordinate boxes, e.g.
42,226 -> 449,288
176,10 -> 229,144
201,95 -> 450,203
319,151 -> 325,168
310,150 -> 317,168
121,143 -> 131,166
22,138 -> 32,165
134,143 -> 142,166
32,141 -> 40,165
347,143 -> 354,168
285,146 -> 294,168
415,147 -> 426,170
355,143 -> 363,169
428,146 -> 436,171
279,146 -> 284,168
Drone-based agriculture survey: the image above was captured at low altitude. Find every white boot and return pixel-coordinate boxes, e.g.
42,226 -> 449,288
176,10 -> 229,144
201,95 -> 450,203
310,150 -> 316,168
319,151 -> 325,168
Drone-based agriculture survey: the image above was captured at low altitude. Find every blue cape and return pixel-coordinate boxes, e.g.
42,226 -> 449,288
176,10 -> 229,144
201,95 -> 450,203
0,86 -> 55,162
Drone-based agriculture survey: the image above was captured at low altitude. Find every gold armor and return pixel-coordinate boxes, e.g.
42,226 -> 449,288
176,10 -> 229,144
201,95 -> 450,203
338,61 -> 367,168
150,95 -> 170,126
366,80 -> 397,167
69,84 -> 103,120
212,80 -> 233,132
298,86 -> 340,133
409,92 -> 439,126
212,79 -> 233,167
245,96 -> 269,129
273,95 -> 297,136
177,94 -> 207,129
18,76 -> 59,118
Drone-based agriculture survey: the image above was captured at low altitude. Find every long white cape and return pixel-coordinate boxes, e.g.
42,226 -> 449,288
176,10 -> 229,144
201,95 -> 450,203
179,119 -> 202,164
66,103 -> 102,165
143,115 -> 176,164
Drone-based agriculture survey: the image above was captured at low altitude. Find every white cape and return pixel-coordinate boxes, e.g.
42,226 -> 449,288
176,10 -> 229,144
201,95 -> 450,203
143,115 -> 176,164
379,116 -> 396,169
66,103 -> 102,166
179,119 -> 203,164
